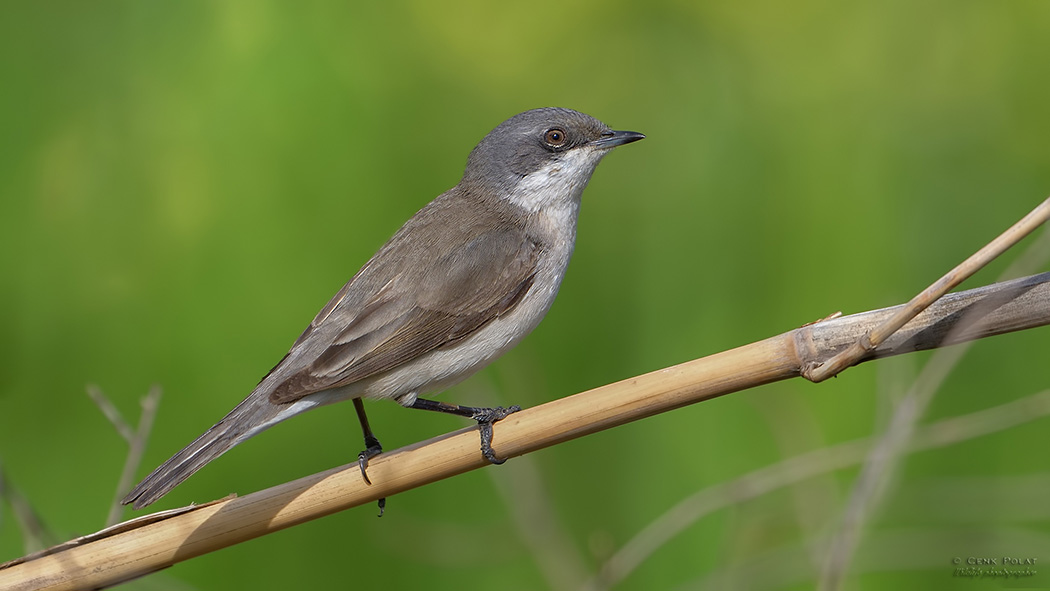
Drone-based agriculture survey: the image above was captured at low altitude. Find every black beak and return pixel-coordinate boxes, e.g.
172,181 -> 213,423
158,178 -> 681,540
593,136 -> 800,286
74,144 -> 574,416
594,129 -> 646,149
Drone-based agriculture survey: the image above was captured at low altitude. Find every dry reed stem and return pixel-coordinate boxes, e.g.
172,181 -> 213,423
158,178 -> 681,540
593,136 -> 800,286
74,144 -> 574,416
803,196 -> 1050,382
0,271 -> 1047,591
816,219 -> 1050,590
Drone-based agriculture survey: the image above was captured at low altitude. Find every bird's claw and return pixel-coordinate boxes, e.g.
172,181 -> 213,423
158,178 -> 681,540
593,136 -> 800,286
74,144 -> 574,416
357,435 -> 386,516
357,436 -> 383,486
473,405 -> 521,465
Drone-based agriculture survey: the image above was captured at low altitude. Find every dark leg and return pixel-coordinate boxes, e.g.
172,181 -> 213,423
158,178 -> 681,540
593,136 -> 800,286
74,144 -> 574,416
407,398 -> 522,464
353,398 -> 385,516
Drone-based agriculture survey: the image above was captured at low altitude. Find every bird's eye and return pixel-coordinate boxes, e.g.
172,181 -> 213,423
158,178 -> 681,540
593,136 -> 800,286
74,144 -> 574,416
544,128 -> 567,147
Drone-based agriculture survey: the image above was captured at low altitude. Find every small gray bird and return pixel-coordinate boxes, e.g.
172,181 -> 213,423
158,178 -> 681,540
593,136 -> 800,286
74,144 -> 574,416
122,107 -> 644,510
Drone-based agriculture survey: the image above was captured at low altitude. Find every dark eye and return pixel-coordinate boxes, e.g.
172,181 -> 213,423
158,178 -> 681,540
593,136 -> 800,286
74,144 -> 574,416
544,128 -> 567,147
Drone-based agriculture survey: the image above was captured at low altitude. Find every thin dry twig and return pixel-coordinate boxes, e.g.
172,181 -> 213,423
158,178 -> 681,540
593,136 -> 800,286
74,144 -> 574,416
804,195 -> 1050,382
817,224 -> 1050,590
475,380 -> 590,590
0,461 -> 56,555
86,386 -> 134,443
89,385 -> 163,527
0,271 -> 1046,591
116,386 -> 161,527
582,389 -> 1050,590
489,455 -> 589,589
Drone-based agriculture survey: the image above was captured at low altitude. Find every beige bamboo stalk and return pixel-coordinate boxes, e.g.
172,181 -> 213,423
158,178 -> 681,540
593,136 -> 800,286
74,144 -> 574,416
805,195 -> 1050,381
1,271 -> 1048,591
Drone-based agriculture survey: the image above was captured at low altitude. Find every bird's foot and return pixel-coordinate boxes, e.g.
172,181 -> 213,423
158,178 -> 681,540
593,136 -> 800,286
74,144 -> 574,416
357,435 -> 383,485
471,405 -> 522,465
357,435 -> 385,516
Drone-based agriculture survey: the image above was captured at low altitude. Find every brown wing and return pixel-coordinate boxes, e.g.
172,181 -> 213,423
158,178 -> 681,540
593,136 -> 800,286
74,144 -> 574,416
269,224 -> 539,403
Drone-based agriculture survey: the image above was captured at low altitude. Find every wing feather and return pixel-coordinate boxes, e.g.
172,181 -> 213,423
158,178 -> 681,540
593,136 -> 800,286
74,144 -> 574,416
269,209 -> 539,403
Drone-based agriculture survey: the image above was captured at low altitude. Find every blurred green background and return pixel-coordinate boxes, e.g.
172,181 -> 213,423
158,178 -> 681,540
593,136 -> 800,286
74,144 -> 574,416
2,1 -> 1050,589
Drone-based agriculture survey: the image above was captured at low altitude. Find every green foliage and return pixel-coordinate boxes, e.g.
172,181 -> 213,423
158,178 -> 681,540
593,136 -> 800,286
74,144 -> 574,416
2,1 -> 1049,589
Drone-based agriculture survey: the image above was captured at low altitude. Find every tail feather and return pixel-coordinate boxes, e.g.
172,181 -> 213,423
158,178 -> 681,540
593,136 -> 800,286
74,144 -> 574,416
121,392 -> 293,509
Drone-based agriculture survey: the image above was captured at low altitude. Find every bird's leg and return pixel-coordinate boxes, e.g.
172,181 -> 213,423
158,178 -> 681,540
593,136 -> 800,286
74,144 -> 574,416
354,398 -> 383,482
408,398 -> 522,464
353,398 -> 385,516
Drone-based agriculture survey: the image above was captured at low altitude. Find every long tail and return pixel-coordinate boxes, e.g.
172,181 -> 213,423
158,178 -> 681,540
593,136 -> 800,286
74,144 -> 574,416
121,390 -> 300,509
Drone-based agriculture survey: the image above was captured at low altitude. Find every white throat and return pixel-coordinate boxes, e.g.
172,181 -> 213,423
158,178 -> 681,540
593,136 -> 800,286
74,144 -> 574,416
505,145 -> 610,214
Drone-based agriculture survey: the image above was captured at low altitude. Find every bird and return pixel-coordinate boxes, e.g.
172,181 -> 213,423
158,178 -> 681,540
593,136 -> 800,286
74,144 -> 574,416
121,107 -> 645,510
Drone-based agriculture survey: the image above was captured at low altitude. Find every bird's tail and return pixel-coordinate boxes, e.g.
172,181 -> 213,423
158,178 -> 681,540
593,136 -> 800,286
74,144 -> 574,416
121,391 -> 293,510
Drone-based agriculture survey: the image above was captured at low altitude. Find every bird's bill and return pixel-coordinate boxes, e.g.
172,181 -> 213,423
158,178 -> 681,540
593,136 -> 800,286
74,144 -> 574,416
593,129 -> 646,149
